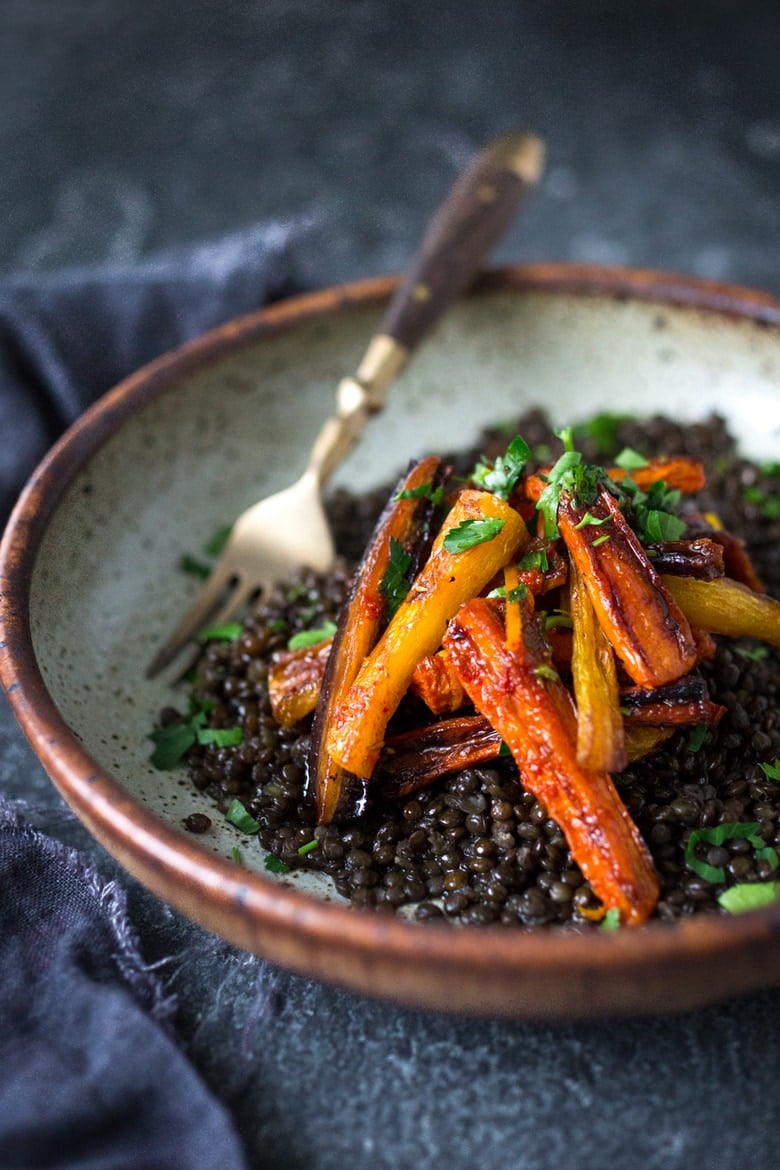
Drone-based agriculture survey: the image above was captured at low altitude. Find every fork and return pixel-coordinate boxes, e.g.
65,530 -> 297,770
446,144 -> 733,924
147,130 -> 545,677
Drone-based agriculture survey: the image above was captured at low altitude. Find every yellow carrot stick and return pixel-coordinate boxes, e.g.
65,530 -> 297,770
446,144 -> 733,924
326,490 -> 529,779
569,557 -> 627,773
661,575 -> 780,645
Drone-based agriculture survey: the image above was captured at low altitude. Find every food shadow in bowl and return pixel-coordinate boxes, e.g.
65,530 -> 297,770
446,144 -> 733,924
2,264 -> 780,1019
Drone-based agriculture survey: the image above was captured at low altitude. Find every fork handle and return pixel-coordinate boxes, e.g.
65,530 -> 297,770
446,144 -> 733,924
307,131 -> 544,486
376,131 -> 544,359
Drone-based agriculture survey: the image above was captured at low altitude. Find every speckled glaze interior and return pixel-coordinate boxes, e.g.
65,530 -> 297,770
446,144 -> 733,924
4,266 -> 780,1018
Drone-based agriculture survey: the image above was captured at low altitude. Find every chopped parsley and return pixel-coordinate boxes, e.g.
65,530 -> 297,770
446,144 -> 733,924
734,643 -> 769,662
615,475 -> 687,543
718,881 -> 780,914
198,727 -> 244,748
265,854 -> 291,875
687,724 -> 708,753
199,621 -> 243,642
488,581 -> 529,602
573,511 -> 611,530
471,435 -> 531,500
600,907 -> 622,932
759,759 -> 780,781
379,537 -> 413,617
225,798 -> 260,835
614,447 -> 650,471
394,481 -> 444,504
535,437 -> 606,540
443,516 -> 506,553
231,846 -> 243,865
517,547 -> 549,572
148,698 -> 243,769
287,620 -> 338,650
685,822 -> 779,884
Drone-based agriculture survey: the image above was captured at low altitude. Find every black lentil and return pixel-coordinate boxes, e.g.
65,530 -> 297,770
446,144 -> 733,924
182,411 -> 780,928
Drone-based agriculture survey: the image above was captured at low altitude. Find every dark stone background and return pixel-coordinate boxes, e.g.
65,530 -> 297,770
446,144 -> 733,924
2,2 -> 780,1168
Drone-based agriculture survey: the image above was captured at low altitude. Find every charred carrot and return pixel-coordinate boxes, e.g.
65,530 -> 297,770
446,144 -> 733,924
326,490 -> 529,780
377,714 -> 502,798
268,637 -> 332,728
620,676 -> 726,728
558,485 -> 698,687
310,455 -> 444,823
443,597 -> 659,925
410,649 -> 467,715
645,538 -> 725,580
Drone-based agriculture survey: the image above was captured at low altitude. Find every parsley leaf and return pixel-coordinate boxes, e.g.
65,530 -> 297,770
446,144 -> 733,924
517,547 -> 549,572
685,822 -> 778,884
614,447 -> 649,471
600,907 -> 622,931
718,881 -> 780,914
225,798 -> 260,834
265,854 -> 291,874
394,481 -> 444,504
197,726 -> 243,748
379,537 -> 413,617
287,620 -> 338,650
199,621 -> 243,642
443,517 -> 506,553
148,720 -> 199,770
688,724 -> 708,752
471,435 -> 531,500
759,759 -> 780,781
734,643 -> 769,662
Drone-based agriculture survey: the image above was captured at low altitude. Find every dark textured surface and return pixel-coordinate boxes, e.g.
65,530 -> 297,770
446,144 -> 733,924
2,3 -> 780,1168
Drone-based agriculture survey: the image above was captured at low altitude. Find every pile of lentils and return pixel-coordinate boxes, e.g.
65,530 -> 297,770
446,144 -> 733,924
178,411 -> 780,928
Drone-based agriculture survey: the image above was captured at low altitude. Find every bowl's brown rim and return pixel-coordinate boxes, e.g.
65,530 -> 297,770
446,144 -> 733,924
3,261 -> 780,1015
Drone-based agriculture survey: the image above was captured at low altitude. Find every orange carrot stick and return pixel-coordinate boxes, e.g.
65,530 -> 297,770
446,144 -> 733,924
443,597 -> 659,925
558,486 -> 698,687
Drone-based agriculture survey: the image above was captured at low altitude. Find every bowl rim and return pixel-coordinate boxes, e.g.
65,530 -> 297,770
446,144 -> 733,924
3,261 -> 780,1018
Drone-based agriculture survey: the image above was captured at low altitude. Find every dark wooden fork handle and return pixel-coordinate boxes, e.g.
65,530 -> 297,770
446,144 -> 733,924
380,131 -> 544,354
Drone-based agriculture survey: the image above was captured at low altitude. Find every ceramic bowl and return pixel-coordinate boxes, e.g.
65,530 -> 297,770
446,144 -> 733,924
3,264 -> 780,1019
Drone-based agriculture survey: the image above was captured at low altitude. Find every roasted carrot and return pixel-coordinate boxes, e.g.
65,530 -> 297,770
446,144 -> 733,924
268,637 -> 333,727
410,649 -> 467,715
569,557 -> 627,773
558,485 -> 698,687
377,714 -> 502,798
644,538 -> 725,580
661,575 -> 780,645
607,456 -> 705,494
624,726 -> 675,763
443,596 -> 659,925
620,676 -> 726,728
326,489 -> 529,780
310,455 -> 444,823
